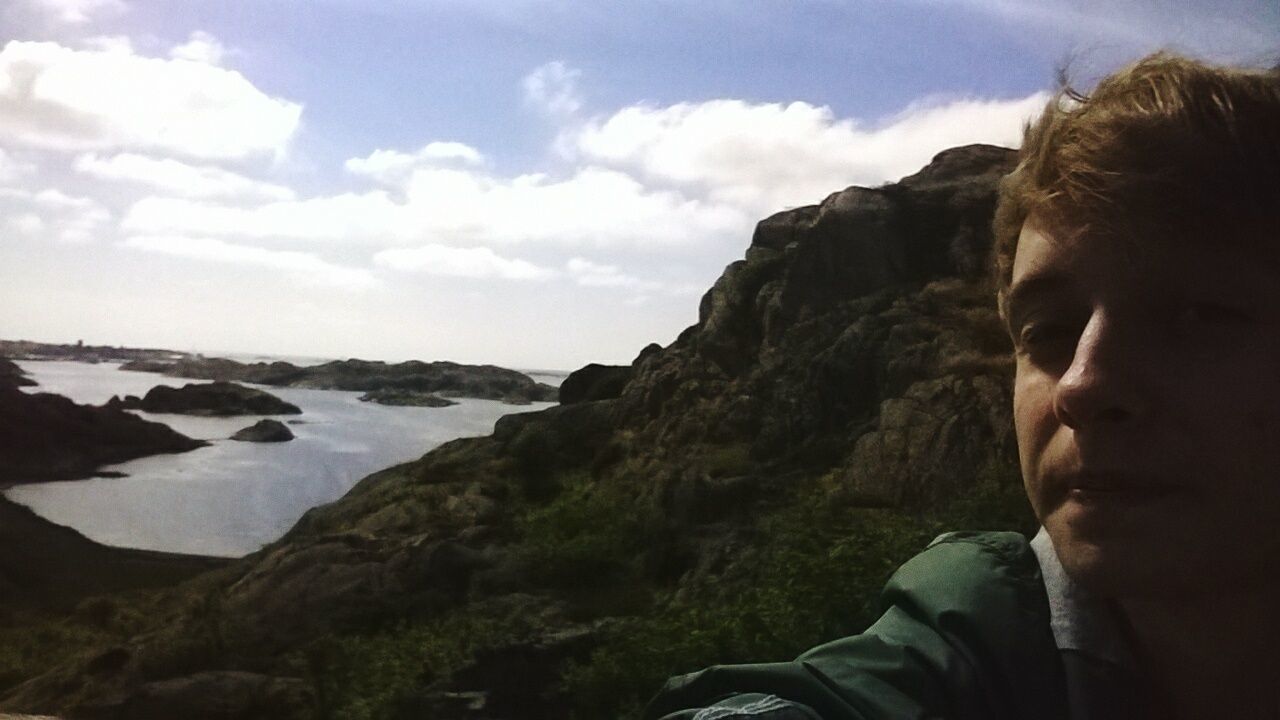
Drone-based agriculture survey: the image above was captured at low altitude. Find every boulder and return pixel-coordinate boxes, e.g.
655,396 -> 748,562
558,363 -> 632,404
230,419 -> 295,443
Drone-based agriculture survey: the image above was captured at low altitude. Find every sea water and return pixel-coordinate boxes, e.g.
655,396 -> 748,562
6,360 -> 557,557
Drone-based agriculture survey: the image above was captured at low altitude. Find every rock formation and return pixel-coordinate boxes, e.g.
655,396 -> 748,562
109,382 -> 302,416
358,389 -> 458,407
231,419 -> 295,443
121,358 -> 558,404
557,362 -> 632,405
0,358 -> 36,388
1,145 -> 1035,719
0,387 -> 207,484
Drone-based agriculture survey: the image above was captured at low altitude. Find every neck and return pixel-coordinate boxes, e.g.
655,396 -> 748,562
1119,585 -> 1280,719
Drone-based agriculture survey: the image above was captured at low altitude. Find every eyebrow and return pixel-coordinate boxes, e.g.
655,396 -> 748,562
1001,272 -> 1074,330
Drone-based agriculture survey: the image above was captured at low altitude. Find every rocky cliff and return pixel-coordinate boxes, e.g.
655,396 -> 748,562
1,145 -> 1035,719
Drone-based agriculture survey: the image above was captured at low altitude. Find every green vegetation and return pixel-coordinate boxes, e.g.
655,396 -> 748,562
286,455 -> 1032,720
297,606 -> 527,720
0,591 -> 171,696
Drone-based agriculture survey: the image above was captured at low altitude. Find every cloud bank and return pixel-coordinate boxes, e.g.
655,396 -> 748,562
0,39 -> 301,158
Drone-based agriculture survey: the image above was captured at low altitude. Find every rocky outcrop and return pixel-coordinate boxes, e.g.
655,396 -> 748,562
122,358 -> 558,404
231,420 -> 295,443
109,382 -> 301,417
0,359 -> 35,388
3,145 -> 1032,719
0,387 -> 207,484
358,389 -> 458,407
558,363 -> 631,405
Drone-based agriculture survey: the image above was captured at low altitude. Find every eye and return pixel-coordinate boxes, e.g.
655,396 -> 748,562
1017,321 -> 1078,354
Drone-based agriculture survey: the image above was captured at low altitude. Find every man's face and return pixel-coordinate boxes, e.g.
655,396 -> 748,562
1008,218 -> 1280,598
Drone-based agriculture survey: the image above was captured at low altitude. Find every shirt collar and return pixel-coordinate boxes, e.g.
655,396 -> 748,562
1030,527 -> 1133,666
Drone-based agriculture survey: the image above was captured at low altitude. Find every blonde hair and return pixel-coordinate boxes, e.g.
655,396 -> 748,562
993,52 -> 1280,294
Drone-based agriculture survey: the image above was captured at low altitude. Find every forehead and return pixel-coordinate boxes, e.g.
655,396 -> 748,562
1009,219 -> 1280,298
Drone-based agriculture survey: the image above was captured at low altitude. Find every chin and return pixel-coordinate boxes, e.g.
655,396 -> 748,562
1043,521 -> 1170,599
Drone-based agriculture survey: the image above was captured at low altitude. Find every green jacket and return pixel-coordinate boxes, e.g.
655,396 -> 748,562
643,531 -> 1151,720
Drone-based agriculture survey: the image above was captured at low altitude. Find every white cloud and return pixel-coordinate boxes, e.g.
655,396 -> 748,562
0,186 -> 111,242
82,35 -> 133,54
573,93 -> 1049,218
170,31 -> 227,66
29,0 -> 126,24
374,244 -> 553,280
0,40 -> 302,159
57,205 -> 110,243
124,166 -> 750,249
523,61 -> 582,118
5,212 -> 45,236
74,152 -> 296,201
123,235 -> 377,289
0,186 -> 100,210
123,191 -> 407,243
0,147 -> 34,181
399,166 -> 749,247
122,90 -> 1043,258
565,257 -> 655,290
564,257 -> 704,297
345,141 -> 485,185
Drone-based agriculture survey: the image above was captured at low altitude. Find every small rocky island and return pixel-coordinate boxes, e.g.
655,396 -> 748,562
108,381 -> 302,416
358,389 -> 458,407
231,419 -> 295,443
121,357 -> 557,404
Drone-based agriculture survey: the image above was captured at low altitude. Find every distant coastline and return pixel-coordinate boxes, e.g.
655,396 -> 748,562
2,338 -> 565,404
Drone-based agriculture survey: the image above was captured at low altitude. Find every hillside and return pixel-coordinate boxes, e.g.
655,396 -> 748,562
0,144 -> 1036,720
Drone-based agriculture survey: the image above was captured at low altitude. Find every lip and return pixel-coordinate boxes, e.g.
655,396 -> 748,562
1059,472 -> 1181,505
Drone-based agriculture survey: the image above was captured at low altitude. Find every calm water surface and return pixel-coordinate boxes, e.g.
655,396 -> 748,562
7,360 -> 555,557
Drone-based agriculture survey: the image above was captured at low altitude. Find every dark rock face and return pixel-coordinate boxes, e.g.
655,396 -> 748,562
123,357 -> 558,404
231,419 -> 295,443
110,381 -> 302,416
0,358 -> 36,388
358,389 -> 458,407
5,145 -> 1028,719
558,363 -> 632,405
0,386 -> 207,484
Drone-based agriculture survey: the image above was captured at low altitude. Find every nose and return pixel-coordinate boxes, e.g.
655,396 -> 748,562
1053,310 -> 1149,430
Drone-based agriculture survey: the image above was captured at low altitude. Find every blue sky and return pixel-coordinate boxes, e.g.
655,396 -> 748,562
0,0 -> 1275,369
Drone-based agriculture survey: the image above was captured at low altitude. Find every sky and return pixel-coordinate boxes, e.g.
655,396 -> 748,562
0,1 -> 1275,371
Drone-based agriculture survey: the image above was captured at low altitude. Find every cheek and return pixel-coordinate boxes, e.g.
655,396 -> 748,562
1012,372 -> 1055,499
